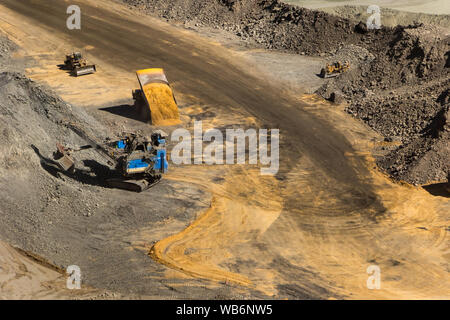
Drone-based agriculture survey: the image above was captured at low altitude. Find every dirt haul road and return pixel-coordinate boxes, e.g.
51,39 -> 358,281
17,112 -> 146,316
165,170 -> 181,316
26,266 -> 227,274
0,0 -> 449,299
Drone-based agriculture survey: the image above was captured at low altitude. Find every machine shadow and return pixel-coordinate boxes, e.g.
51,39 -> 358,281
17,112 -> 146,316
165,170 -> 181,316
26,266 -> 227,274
56,64 -> 76,77
31,144 -> 119,189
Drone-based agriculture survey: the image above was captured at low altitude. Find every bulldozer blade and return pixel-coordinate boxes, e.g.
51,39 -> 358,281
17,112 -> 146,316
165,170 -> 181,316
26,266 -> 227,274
74,65 -> 96,76
54,143 -> 75,172
323,73 -> 339,79
106,177 -> 161,192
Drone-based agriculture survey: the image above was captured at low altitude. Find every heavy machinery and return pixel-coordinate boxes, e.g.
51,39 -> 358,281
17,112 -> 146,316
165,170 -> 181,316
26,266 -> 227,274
320,61 -> 350,78
64,52 -> 97,77
53,132 -> 168,192
132,68 -> 180,125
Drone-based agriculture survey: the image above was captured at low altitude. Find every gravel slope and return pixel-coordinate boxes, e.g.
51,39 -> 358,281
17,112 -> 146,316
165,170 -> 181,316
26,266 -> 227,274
0,35 -> 216,297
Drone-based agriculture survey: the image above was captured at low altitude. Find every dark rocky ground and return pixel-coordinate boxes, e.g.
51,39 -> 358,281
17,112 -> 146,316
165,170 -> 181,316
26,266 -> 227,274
120,0 -> 449,187
318,24 -> 449,185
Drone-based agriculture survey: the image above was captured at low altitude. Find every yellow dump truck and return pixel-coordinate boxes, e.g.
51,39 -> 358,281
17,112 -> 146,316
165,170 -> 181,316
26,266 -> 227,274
133,68 -> 180,126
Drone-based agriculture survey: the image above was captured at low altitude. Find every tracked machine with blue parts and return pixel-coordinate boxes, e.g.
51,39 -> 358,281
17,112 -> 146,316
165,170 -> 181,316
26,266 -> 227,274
54,131 -> 168,192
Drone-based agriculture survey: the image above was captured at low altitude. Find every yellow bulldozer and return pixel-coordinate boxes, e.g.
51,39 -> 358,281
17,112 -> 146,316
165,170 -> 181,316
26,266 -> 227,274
320,61 -> 350,78
64,52 -> 96,77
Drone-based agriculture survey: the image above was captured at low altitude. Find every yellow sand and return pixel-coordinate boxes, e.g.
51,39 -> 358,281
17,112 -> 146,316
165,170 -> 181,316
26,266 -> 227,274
142,83 -> 180,126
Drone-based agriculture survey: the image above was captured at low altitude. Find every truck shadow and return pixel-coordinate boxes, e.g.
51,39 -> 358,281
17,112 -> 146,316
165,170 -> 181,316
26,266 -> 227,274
423,183 -> 450,198
99,104 -> 148,123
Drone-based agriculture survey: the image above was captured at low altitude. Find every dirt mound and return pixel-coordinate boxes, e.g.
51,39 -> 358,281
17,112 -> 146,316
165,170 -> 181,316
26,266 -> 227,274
319,24 -> 449,96
123,0 -> 369,55
377,86 -> 449,182
0,72 -> 107,170
0,70 -> 110,251
330,44 -> 375,67
317,24 -> 449,185
349,81 -> 448,139
387,25 -> 449,81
